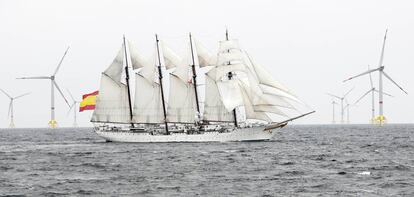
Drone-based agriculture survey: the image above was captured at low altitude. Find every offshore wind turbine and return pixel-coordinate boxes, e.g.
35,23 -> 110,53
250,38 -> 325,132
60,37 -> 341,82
353,66 -> 393,123
343,30 -> 408,124
17,47 -> 71,128
66,89 -> 80,127
327,87 -> 353,124
0,89 -> 30,128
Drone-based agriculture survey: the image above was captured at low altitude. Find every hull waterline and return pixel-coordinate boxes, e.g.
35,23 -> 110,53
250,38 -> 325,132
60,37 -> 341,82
95,126 -> 277,143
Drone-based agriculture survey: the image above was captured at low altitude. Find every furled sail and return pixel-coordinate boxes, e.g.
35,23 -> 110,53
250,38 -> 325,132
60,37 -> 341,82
92,45 -> 131,123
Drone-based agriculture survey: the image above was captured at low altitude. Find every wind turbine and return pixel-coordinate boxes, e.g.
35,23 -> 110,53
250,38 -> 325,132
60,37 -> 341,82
17,47 -> 71,128
343,99 -> 357,124
0,89 -> 30,128
343,30 -> 408,124
66,89 -> 80,127
327,87 -> 353,124
331,100 -> 338,124
353,65 -> 393,123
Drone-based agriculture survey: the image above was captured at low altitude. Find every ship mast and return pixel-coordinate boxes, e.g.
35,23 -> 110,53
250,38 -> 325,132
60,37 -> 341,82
155,34 -> 170,135
226,29 -> 238,127
189,33 -> 201,121
123,35 -> 134,127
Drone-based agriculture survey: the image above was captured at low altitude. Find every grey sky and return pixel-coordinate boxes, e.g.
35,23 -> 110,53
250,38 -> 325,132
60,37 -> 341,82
0,0 -> 413,127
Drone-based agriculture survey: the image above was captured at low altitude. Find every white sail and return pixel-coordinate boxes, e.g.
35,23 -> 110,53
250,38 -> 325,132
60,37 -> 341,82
160,41 -> 182,70
219,39 -> 240,53
132,73 -> 164,123
103,46 -> 124,83
167,74 -> 196,123
194,39 -> 216,67
216,79 -> 244,112
209,63 -> 246,80
203,74 -> 234,122
239,83 -> 271,122
251,62 -> 299,101
217,50 -> 244,65
92,74 -> 131,123
92,44 -> 131,123
128,40 -> 148,70
138,53 -> 158,82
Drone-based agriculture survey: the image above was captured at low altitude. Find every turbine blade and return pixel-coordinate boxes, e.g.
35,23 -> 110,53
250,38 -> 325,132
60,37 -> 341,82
326,93 -> 341,100
382,71 -> 408,94
0,89 -> 12,99
354,89 -> 372,105
53,46 -> 70,76
343,68 -> 380,82
343,87 -> 354,98
14,92 -> 30,100
373,89 -> 393,97
66,88 -> 75,102
67,103 -> 74,116
53,81 -> 70,107
368,65 -> 374,89
16,76 -> 50,79
378,29 -> 388,68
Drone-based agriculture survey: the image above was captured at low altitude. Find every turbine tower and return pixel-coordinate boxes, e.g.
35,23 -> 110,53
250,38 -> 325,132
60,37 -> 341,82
343,99 -> 356,124
0,89 -> 30,128
17,47 -> 71,128
67,89 -> 80,127
343,30 -> 408,124
327,87 -> 353,124
331,100 -> 338,124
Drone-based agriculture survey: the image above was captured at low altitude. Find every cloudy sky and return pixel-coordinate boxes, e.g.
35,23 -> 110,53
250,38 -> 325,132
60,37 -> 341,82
0,0 -> 413,127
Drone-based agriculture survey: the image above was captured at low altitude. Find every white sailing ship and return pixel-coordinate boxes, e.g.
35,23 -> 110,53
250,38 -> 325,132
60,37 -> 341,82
92,31 -> 314,142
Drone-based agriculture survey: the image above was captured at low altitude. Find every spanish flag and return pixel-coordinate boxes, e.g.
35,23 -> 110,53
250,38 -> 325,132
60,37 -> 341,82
79,91 -> 98,112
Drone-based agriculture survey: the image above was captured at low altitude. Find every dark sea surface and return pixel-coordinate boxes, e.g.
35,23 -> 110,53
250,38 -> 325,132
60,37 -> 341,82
0,124 -> 413,196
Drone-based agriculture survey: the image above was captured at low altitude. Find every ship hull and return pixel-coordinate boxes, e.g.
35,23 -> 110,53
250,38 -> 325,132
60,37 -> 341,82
94,126 -> 277,143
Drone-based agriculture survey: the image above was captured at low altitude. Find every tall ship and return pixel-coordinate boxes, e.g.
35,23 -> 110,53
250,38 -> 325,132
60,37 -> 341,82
92,31 -> 314,142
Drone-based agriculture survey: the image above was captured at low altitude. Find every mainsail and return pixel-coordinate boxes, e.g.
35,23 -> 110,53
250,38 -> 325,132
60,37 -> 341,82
92,45 -> 131,123
132,73 -> 164,123
165,42 -> 197,123
132,41 -> 172,124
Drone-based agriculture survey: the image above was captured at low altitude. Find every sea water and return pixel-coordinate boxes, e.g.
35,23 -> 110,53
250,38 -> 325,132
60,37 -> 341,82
0,124 -> 413,196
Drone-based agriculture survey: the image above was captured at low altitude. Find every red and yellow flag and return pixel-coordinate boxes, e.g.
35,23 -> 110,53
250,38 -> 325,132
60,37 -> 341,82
79,91 -> 98,112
